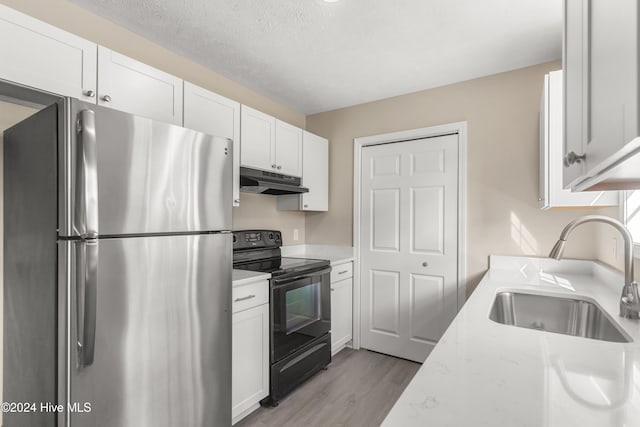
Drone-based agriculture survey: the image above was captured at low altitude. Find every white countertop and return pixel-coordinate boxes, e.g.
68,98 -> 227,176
280,244 -> 354,266
382,255 -> 640,427
232,269 -> 270,287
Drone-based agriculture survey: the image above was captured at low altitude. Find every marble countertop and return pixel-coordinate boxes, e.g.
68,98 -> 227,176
280,244 -> 354,266
232,269 -> 270,287
382,255 -> 640,427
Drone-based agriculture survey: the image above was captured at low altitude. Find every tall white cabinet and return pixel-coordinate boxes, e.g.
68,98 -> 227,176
183,82 -> 241,206
539,70 -> 618,209
97,47 -> 183,125
0,4 -> 97,102
277,131 -> 329,211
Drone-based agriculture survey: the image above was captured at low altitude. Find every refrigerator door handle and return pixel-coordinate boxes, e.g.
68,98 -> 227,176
76,239 -> 98,368
75,109 -> 99,239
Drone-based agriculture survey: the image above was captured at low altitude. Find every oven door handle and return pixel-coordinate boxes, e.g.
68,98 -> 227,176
271,267 -> 332,287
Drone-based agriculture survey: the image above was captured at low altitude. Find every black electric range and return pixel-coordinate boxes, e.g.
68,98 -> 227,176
232,230 -> 332,406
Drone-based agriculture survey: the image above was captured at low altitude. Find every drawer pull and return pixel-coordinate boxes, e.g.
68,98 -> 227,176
234,294 -> 256,302
338,270 -> 349,274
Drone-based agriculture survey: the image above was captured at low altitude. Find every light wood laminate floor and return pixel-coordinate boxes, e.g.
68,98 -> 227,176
235,348 -> 420,427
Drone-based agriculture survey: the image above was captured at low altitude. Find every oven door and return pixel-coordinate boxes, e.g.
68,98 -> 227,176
271,267 -> 331,362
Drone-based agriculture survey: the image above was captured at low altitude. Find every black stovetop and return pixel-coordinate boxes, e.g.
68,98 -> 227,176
232,230 -> 330,278
234,256 -> 330,278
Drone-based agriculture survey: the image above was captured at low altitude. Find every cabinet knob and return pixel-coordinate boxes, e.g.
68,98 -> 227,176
331,287 -> 335,291
277,165 -> 282,170
564,151 -> 586,167
422,262 -> 428,267
233,199 -> 240,204
101,95 -> 112,103
84,90 -> 95,98
304,204 -> 309,208
271,164 -> 277,169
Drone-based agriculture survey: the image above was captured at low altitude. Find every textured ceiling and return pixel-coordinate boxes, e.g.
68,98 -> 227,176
70,0 -> 562,114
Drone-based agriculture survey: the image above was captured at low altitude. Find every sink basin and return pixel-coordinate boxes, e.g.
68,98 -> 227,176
489,292 -> 631,343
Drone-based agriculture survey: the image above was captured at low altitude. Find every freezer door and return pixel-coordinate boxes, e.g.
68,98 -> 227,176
60,99 -> 232,237
66,233 -> 232,427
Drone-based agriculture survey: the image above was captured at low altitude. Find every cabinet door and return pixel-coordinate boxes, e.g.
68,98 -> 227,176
301,131 -> 328,211
97,46 -> 183,125
276,131 -> 329,211
184,82 -> 241,206
275,119 -> 303,177
331,277 -> 353,355
0,4 -> 97,102
240,105 -> 275,172
585,1 -> 638,172
232,304 -> 269,424
541,71 -> 618,209
564,0 -> 640,190
563,0 -> 587,187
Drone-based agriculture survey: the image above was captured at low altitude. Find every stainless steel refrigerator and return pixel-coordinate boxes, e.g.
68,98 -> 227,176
3,98 -> 233,427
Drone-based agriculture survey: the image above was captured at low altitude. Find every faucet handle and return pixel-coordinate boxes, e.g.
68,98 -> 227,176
620,281 -> 640,319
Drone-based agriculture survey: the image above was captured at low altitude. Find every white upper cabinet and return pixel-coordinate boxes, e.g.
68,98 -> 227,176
540,70 -> 618,209
0,4 -> 97,102
277,131 -> 329,211
240,105 -> 276,172
563,0 -> 640,191
184,82 -> 241,206
274,120 -> 303,177
97,46 -> 183,125
240,105 -> 303,177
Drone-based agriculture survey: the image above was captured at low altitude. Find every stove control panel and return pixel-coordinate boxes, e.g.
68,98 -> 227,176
233,230 -> 282,250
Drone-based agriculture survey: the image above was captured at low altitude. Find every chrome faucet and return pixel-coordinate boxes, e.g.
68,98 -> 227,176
549,215 -> 640,319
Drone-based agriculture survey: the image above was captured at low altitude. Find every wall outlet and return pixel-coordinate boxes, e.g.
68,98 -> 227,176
293,229 -> 299,241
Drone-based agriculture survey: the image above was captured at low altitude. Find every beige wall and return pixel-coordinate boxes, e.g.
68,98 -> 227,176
306,61 -> 606,294
0,0 -> 307,241
233,193 -> 305,244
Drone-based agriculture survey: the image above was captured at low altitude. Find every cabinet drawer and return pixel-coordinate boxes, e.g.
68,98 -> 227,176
232,279 -> 269,313
331,262 -> 353,282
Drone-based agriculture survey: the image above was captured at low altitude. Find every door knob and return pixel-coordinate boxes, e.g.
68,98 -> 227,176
101,95 -> 112,102
564,151 -> 586,167
277,165 -> 282,170
84,90 -> 95,98
422,262 -> 428,267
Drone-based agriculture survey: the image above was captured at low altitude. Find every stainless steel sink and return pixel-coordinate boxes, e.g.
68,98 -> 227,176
489,292 -> 632,343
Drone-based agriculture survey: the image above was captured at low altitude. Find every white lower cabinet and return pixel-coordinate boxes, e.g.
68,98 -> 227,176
232,280 -> 269,425
330,262 -> 353,355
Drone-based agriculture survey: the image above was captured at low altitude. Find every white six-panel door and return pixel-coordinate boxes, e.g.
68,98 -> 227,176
360,134 -> 458,362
